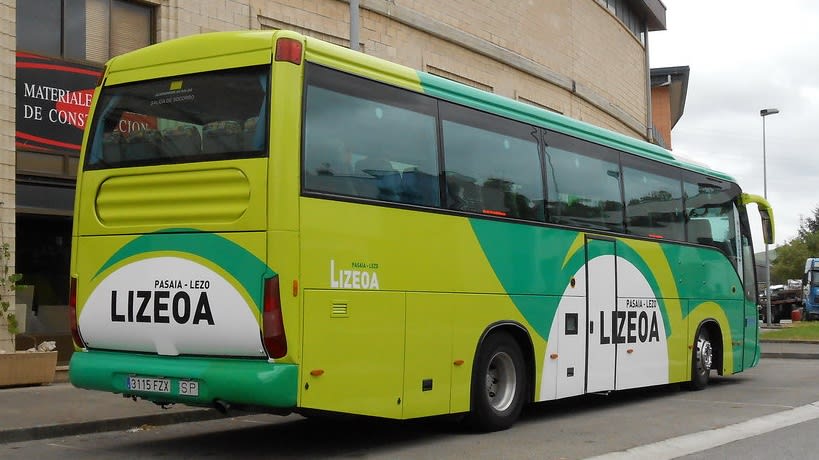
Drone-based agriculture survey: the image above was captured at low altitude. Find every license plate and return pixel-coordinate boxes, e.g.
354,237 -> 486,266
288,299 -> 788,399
179,380 -> 199,396
127,376 -> 199,396
128,376 -> 170,393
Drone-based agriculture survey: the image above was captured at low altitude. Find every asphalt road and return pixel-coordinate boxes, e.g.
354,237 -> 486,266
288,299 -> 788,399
3,358 -> 818,459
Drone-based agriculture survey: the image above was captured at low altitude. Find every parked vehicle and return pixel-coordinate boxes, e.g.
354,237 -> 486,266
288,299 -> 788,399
759,280 -> 803,323
803,258 -> 819,320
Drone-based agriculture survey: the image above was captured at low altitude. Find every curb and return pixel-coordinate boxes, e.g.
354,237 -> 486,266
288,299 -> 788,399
0,409 -> 225,444
761,352 -> 819,360
760,339 -> 819,344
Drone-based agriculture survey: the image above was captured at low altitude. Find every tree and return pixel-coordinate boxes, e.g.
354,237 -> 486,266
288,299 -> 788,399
797,206 -> 819,240
771,207 -> 819,283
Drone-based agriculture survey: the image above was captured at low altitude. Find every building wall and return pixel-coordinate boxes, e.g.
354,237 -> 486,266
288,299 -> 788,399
155,0 -> 650,139
0,0 -> 15,351
651,85 -> 673,149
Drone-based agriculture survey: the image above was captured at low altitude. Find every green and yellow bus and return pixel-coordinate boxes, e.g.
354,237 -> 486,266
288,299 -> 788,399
69,30 -> 774,431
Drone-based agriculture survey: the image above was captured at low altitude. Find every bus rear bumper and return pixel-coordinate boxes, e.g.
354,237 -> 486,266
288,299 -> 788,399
69,350 -> 298,409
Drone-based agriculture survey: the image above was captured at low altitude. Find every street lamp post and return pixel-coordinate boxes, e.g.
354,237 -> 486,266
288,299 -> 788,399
761,108 -> 779,326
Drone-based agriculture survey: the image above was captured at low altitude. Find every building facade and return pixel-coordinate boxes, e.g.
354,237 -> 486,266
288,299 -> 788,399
0,0 -> 665,338
651,66 -> 690,150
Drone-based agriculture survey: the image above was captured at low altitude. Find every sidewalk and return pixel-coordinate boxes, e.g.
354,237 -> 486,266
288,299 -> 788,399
759,339 -> 819,359
1,340 -> 818,444
0,374 -> 224,444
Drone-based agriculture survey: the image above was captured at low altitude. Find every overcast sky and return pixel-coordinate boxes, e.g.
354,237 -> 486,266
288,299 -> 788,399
648,0 -> 819,253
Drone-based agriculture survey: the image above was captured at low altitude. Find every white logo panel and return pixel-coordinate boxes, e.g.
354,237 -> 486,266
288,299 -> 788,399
80,256 -> 265,357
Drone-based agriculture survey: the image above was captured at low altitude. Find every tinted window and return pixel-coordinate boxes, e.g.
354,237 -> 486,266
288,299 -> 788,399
545,132 -> 623,232
303,64 -> 440,207
440,102 -> 543,220
622,156 -> 684,240
85,65 -> 269,169
684,174 -> 741,261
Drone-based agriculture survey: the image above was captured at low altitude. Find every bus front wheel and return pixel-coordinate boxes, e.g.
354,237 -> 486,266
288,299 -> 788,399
466,332 -> 527,432
688,327 -> 713,391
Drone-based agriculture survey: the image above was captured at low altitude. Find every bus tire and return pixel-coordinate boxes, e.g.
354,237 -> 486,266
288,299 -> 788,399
465,331 -> 527,432
688,327 -> 713,391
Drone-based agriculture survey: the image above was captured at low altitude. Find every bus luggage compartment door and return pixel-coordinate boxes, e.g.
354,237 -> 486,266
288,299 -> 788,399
301,289 -> 405,418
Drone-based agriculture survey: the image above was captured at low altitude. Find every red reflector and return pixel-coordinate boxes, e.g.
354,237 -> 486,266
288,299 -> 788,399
68,277 -> 86,348
275,38 -> 303,65
262,276 -> 288,358
482,209 -> 507,217
648,234 -> 665,239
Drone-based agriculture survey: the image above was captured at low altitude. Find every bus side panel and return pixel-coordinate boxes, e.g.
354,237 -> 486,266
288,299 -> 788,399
404,292 -> 453,418
403,292 -> 546,418
298,199 -> 540,417
744,297 -> 760,369
300,289 -> 405,418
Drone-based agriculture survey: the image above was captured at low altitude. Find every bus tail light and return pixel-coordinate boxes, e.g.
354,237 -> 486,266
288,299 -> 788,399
69,277 -> 87,349
262,275 -> 288,358
275,38 -> 303,65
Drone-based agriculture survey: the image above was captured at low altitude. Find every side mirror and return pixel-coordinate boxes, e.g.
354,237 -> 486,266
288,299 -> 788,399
759,207 -> 774,245
741,193 -> 775,245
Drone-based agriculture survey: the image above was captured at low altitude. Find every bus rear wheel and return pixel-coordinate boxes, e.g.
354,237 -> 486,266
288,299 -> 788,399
466,331 -> 527,432
688,327 -> 713,391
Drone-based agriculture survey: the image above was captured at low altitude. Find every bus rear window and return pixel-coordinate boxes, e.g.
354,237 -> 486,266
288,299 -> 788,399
85,65 -> 269,169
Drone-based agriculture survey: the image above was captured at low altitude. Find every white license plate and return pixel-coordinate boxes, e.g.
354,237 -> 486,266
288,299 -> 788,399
128,376 -> 170,393
127,376 -> 199,396
179,380 -> 199,396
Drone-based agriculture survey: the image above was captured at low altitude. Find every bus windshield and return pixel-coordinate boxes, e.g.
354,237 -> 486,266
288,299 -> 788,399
85,65 -> 269,170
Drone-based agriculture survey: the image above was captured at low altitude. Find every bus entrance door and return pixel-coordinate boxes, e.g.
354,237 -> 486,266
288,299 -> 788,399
585,237 -> 616,393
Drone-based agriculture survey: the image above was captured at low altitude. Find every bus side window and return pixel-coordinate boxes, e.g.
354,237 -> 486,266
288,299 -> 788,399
446,176 -> 483,213
354,157 -> 400,201
688,219 -> 714,246
440,102 -> 543,221
544,135 -> 623,232
400,169 -> 440,207
303,141 -> 357,196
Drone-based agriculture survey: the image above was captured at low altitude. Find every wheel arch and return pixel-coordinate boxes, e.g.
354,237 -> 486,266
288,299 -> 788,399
694,319 -> 724,376
473,321 -> 536,404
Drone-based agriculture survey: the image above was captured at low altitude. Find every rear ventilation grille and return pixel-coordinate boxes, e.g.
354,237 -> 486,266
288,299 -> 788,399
331,303 -> 348,318
95,168 -> 250,226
